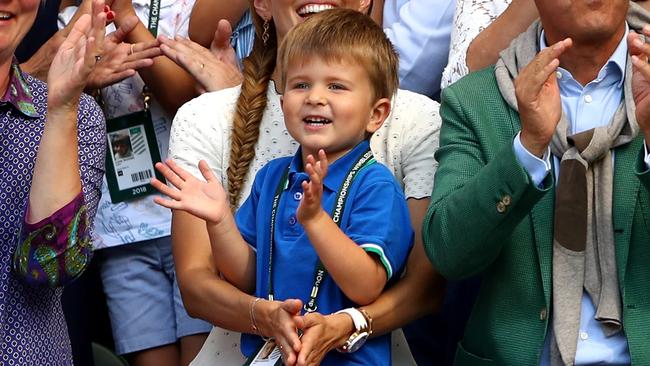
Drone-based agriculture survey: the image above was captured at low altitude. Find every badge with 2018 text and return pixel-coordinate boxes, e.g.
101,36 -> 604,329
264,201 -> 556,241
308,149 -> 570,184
105,110 -> 165,203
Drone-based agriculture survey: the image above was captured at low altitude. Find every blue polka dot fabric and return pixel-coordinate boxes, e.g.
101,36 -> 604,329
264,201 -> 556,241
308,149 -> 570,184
0,68 -> 105,365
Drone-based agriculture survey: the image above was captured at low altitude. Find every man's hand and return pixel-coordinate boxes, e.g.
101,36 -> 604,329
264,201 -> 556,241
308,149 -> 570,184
629,27 -> 650,145
515,38 -> 572,157
159,19 -> 243,93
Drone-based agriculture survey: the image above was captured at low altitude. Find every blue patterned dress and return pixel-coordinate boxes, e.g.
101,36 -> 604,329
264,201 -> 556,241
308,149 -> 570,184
0,62 -> 105,365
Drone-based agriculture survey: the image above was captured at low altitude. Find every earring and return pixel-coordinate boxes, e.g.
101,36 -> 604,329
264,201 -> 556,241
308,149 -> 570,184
262,19 -> 270,46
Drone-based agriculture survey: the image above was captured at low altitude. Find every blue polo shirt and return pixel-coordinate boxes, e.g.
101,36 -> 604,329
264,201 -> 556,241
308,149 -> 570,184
236,141 -> 414,365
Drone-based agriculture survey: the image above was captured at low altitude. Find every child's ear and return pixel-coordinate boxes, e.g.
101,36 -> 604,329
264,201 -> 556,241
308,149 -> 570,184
253,0 -> 272,22
366,98 -> 391,134
359,0 -> 372,14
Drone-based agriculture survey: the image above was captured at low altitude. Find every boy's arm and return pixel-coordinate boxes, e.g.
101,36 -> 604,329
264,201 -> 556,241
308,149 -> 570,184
152,159 -> 256,292
302,211 -> 387,306
298,152 -> 388,305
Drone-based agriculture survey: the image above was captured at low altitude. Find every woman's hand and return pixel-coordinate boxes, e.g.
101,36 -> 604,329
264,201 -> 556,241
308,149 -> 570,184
294,312 -> 353,366
159,19 -> 242,93
254,299 -> 303,365
296,150 -> 329,224
47,0 -> 106,110
87,14 -> 161,89
151,159 -> 230,224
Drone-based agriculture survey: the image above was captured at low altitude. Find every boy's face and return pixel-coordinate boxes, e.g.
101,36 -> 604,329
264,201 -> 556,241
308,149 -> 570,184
281,56 -> 389,163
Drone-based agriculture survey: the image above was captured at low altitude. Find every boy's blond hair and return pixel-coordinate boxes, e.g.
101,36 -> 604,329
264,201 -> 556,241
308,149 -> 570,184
278,8 -> 399,101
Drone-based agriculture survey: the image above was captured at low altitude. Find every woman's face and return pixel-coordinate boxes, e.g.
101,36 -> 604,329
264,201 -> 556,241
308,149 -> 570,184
0,0 -> 39,60
254,0 -> 371,42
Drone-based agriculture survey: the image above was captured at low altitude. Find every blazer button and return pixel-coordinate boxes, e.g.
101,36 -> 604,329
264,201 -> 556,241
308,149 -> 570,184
502,195 -> 512,206
496,201 -> 506,213
540,307 -> 548,321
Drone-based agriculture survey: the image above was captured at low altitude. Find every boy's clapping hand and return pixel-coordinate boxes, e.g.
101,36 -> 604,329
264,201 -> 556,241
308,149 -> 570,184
296,150 -> 329,224
151,159 -> 229,224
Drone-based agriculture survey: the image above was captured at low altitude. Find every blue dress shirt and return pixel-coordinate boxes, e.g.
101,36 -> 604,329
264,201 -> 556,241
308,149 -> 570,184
513,26 -> 650,365
383,0 -> 455,99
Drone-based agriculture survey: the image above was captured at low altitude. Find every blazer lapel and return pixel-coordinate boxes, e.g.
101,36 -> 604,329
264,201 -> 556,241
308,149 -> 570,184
612,136 -> 643,288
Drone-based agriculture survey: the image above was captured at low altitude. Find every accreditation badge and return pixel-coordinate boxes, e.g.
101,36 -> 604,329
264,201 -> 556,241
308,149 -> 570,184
243,339 -> 283,366
105,110 -> 165,203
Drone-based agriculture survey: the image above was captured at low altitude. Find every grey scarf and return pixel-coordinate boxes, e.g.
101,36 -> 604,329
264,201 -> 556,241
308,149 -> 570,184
494,3 -> 648,365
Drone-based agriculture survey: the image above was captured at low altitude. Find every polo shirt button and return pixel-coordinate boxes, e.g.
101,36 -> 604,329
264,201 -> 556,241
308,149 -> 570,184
288,215 -> 297,226
580,331 -> 588,341
293,192 -> 303,201
496,201 -> 506,213
540,307 -> 548,321
584,95 -> 593,103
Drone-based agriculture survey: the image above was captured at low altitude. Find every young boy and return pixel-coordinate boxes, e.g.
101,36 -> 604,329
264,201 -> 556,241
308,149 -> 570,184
152,9 -> 413,365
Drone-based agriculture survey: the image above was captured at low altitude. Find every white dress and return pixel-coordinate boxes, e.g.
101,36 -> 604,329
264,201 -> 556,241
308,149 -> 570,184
169,81 -> 441,364
440,0 -> 511,88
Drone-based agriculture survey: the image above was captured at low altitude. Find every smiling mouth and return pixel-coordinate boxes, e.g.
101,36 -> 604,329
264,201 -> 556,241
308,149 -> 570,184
304,117 -> 332,126
297,4 -> 335,17
0,12 -> 13,21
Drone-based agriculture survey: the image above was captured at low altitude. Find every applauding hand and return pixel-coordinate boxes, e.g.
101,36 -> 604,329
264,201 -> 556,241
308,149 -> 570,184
87,14 -> 162,89
159,19 -> 243,93
296,150 -> 329,224
515,37 -> 572,157
629,27 -> 650,145
151,159 -> 229,224
48,0 -> 106,110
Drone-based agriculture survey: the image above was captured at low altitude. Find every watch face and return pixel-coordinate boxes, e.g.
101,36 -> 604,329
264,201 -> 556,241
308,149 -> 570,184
347,332 -> 369,353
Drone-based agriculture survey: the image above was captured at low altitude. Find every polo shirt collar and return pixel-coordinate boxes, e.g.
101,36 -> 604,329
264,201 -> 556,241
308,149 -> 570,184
288,140 -> 372,192
0,60 -> 39,118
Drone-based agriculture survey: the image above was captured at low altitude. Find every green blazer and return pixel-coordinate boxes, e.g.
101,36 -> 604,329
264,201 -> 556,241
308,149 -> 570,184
423,66 -> 650,365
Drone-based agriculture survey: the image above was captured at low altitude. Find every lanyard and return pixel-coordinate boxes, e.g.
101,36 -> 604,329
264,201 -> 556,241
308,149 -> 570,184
266,148 -> 375,312
148,0 -> 161,36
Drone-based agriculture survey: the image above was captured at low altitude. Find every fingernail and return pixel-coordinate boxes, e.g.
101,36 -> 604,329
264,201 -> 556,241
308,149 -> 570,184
107,11 -> 115,20
635,38 -> 644,47
103,5 -> 110,12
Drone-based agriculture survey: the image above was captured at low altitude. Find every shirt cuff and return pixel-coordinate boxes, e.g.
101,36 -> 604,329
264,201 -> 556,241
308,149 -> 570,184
644,140 -> 650,170
14,193 -> 93,287
513,132 -> 552,187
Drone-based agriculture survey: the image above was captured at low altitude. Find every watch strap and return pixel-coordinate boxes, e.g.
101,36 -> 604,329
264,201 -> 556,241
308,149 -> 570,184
335,308 -> 368,332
